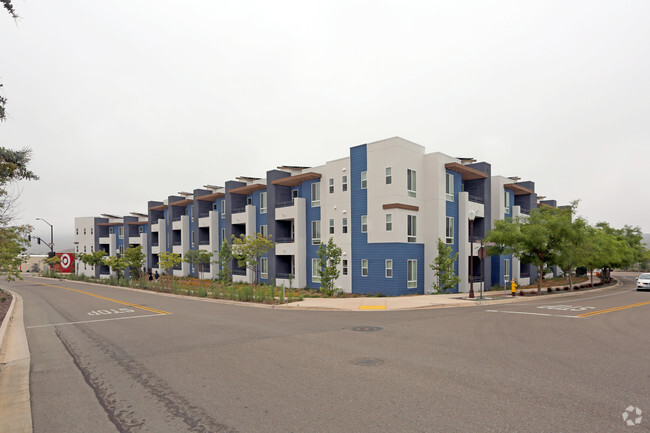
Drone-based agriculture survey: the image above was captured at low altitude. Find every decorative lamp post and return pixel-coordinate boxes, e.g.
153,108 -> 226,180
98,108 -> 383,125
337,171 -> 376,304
468,210 -> 476,299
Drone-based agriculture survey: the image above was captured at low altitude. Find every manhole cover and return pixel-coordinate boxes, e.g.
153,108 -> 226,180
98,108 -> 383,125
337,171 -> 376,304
350,326 -> 383,332
353,358 -> 384,366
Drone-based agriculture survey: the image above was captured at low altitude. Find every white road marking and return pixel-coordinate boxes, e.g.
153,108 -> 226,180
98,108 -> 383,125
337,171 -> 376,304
537,305 -> 595,311
26,313 -> 168,329
485,310 -> 582,318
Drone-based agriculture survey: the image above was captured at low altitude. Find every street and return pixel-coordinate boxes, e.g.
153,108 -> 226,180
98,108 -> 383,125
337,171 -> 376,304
3,273 -> 650,433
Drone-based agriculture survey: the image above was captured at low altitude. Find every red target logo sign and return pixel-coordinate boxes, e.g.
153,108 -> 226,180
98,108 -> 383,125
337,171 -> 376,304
55,253 -> 75,273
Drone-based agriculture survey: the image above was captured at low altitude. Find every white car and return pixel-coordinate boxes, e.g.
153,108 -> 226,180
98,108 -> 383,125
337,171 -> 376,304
637,273 -> 650,290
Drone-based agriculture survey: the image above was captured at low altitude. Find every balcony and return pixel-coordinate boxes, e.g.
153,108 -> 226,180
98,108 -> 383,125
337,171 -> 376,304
276,241 -> 296,256
232,207 -> 245,214
468,195 -> 484,204
232,269 -> 246,276
198,239 -> 210,245
276,200 -> 294,208
151,223 -> 159,232
276,237 -> 294,243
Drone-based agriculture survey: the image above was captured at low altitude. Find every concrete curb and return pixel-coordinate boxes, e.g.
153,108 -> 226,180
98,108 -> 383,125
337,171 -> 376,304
0,288 -> 17,350
0,290 -> 33,433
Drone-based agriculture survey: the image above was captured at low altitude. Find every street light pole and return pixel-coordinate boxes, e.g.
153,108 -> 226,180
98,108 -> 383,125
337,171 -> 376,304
36,217 -> 54,255
468,210 -> 476,299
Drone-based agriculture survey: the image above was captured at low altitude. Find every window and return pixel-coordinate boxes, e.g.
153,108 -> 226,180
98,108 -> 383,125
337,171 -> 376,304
407,259 -> 417,288
504,259 -> 511,281
91,246 -> 93,252
119,245 -> 124,254
407,215 -> 417,242
407,169 -> 416,198
446,173 -> 454,202
385,259 -> 393,278
83,228 -> 86,235
292,189 -> 299,200
260,192 -> 267,214
138,226 -> 144,233
311,182 -> 320,207
342,259 -> 348,275
118,226 -> 124,239
328,178 -> 334,194
84,246 -> 87,252
385,167 -> 392,184
109,227 -> 113,234
260,257 -> 268,279
247,197 -> 253,206
504,190 -> 511,213
221,228 -> 225,243
329,218 -> 334,234
312,220 -> 321,245
221,201 -> 226,218
446,216 -> 454,244
213,203 -> 218,211
76,246 -> 78,253
91,228 -> 93,235
361,171 -> 367,189
361,215 -> 368,233
260,225 -> 268,238
386,214 -> 392,231
361,259 -> 368,277
191,231 -> 195,246
342,218 -> 348,234
76,228 -> 78,235
342,175 -> 348,192
312,258 -> 320,282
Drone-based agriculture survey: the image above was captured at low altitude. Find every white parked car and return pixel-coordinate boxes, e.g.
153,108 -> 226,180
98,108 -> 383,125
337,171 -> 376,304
637,273 -> 650,291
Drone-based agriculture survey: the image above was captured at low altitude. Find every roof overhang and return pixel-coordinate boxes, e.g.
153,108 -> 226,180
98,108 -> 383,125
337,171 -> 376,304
196,192 -> 226,201
149,204 -> 168,211
444,162 -> 488,180
271,172 -> 322,187
97,222 -> 123,227
170,199 -> 194,206
382,203 -> 420,211
126,221 -> 148,225
504,183 -> 534,195
229,184 -> 267,195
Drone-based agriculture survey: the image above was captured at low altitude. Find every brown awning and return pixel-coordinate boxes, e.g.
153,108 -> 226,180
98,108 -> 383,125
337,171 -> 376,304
271,172 -> 322,187
383,203 -> 420,211
229,184 -> 267,195
149,204 -> 168,211
504,183 -> 534,195
196,192 -> 225,201
97,222 -> 123,227
170,199 -> 194,206
444,162 -> 488,180
126,221 -> 148,225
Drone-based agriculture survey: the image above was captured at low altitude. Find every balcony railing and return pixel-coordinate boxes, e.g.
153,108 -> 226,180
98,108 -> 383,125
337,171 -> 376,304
520,208 -> 530,215
152,241 -> 159,246
468,195 -> 484,204
232,269 -> 246,276
276,237 -> 294,243
172,240 -> 182,246
276,200 -> 294,208
520,272 -> 530,278
172,215 -> 183,222
469,235 -> 484,242
198,239 -> 210,245
232,207 -> 246,214
199,212 -> 210,218
276,272 -> 293,279
468,276 -> 484,282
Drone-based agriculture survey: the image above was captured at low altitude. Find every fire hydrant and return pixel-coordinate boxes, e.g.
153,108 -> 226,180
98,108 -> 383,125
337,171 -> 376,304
511,279 -> 518,297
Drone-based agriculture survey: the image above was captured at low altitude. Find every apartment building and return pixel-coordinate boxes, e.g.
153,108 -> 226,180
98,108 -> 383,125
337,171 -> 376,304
74,137 -> 555,295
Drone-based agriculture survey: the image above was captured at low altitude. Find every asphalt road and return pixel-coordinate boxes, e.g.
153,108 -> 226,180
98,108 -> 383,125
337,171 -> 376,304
4,273 -> 650,433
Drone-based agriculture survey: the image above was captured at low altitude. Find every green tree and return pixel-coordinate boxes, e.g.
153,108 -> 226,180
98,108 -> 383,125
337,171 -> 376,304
485,205 -> 568,294
104,254 -> 129,283
316,237 -> 342,297
184,249 -> 213,280
553,202 -> 588,289
158,251 -> 182,276
0,226 -> 28,280
77,250 -> 107,274
44,255 -> 61,270
124,245 -> 146,279
231,233 -> 275,286
430,238 -> 461,293
215,241 -> 232,282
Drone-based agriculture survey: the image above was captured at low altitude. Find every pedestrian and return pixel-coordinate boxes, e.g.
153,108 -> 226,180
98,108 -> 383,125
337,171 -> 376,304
154,270 -> 159,283
511,279 -> 518,297
148,269 -> 153,282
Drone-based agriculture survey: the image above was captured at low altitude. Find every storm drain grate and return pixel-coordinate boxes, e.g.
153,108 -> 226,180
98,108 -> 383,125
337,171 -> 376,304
353,358 -> 384,366
350,326 -> 383,332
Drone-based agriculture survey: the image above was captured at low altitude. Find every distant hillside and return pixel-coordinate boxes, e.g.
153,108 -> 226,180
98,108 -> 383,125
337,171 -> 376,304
644,233 -> 650,249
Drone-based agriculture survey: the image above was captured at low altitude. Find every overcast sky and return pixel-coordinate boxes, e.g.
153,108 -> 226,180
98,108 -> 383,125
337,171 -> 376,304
1,0 -> 648,254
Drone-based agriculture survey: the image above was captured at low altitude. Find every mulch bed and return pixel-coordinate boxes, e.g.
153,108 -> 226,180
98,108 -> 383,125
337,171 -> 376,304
0,289 -> 13,327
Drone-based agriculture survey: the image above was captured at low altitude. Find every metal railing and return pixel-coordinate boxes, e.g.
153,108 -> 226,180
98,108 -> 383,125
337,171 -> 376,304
172,216 -> 183,222
276,272 -> 293,279
151,241 -> 159,246
468,195 -> 484,204
520,208 -> 530,215
276,200 -> 294,208
198,212 -> 210,218
232,269 -> 246,276
520,272 -> 530,278
468,276 -> 484,282
276,237 -> 294,243
172,240 -> 182,246
232,207 -> 246,214
198,240 -> 210,245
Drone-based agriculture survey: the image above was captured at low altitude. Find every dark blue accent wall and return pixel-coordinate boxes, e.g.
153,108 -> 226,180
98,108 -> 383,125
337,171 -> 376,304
350,144 -> 424,296
303,179 -> 321,289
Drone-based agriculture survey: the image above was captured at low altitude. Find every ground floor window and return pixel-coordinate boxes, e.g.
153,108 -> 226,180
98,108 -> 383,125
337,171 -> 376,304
312,258 -> 320,282
385,259 -> 393,278
407,259 -> 417,288
260,257 -> 268,279
361,259 -> 368,277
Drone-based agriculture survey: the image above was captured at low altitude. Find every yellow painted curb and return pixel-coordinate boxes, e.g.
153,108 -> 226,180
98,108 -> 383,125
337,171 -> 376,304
359,305 -> 386,310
